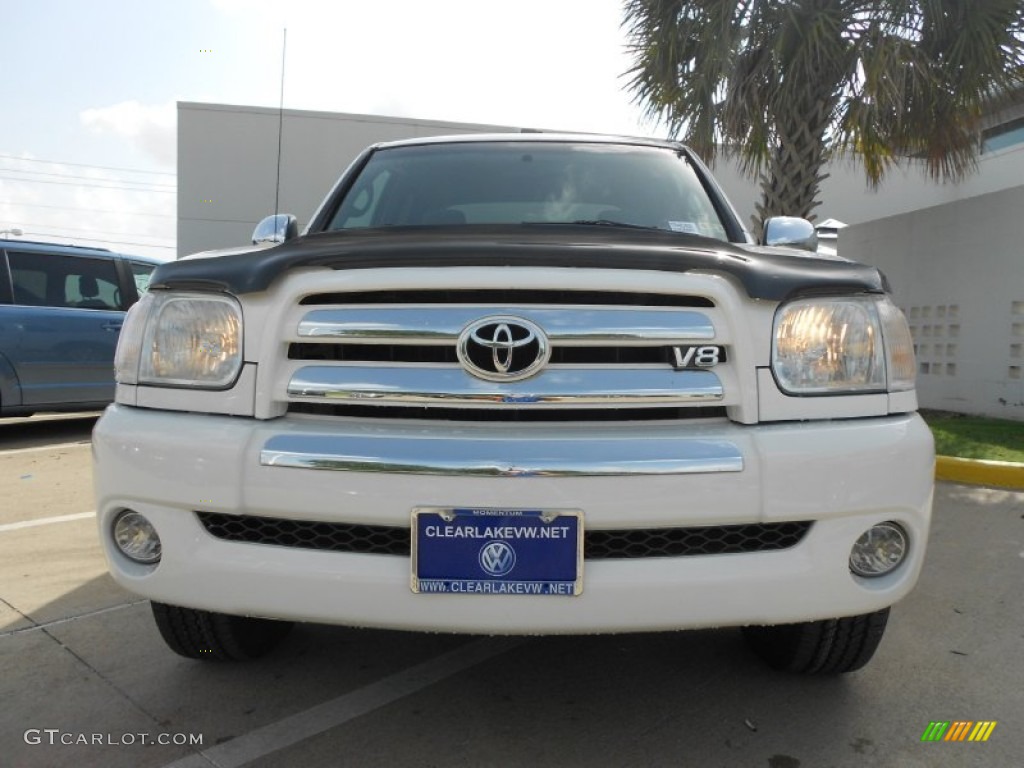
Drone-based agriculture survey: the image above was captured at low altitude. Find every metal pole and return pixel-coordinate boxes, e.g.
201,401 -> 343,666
274,28 -> 287,219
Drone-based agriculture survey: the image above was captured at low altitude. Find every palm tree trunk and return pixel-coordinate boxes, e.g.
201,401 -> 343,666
753,98 -> 834,235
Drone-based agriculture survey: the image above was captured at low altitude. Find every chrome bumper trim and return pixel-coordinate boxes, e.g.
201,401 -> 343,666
260,434 -> 744,477
286,365 -> 724,406
297,307 -> 715,343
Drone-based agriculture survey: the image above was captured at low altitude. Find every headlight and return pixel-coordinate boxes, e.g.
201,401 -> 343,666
877,299 -> 916,391
114,293 -> 153,385
772,296 -> 915,395
115,292 -> 243,389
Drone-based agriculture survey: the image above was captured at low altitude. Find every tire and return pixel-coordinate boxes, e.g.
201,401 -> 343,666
151,601 -> 293,661
742,608 -> 890,674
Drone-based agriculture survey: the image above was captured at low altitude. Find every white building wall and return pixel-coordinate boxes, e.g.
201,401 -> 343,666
177,102 -> 524,257
709,140 -> 1024,234
712,136 -> 1024,421
180,100 -> 1024,250
841,185 -> 1024,421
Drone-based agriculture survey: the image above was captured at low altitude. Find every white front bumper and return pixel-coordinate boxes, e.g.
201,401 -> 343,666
93,406 -> 934,634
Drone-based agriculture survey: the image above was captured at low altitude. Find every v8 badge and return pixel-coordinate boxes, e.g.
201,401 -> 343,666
672,345 -> 725,369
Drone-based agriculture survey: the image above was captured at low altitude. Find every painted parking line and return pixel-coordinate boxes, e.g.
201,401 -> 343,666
0,441 -> 91,456
0,599 -> 147,638
0,412 -> 100,425
163,636 -> 523,768
0,511 -> 95,533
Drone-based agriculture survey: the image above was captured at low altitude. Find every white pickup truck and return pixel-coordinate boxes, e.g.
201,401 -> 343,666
93,134 -> 933,673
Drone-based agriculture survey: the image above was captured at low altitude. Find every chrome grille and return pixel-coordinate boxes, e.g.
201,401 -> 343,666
280,292 -> 733,418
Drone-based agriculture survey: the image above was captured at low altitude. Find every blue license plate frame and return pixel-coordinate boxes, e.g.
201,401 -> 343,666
411,507 -> 583,596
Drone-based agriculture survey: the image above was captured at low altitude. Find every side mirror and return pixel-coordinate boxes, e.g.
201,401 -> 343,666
762,216 -> 818,252
252,214 -> 299,246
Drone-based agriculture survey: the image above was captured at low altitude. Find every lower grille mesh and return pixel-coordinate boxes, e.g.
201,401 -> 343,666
196,512 -> 811,560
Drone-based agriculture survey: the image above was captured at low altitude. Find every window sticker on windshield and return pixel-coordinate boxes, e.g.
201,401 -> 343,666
669,221 -> 700,234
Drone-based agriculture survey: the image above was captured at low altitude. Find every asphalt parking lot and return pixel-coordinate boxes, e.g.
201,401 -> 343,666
1,414 -> 1021,768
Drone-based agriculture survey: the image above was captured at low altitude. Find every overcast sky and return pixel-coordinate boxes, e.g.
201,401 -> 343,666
0,0 -> 659,260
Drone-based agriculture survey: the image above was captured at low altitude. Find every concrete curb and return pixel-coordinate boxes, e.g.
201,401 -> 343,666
935,455 -> 1024,491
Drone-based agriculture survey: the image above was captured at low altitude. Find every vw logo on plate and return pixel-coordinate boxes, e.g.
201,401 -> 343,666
478,541 -> 517,577
457,315 -> 550,382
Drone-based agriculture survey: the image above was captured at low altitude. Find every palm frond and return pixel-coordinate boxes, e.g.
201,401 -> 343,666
623,0 -> 1024,217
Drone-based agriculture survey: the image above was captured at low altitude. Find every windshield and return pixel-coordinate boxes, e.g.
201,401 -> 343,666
326,142 -> 730,241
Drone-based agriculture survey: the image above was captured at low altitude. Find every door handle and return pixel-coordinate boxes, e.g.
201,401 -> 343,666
101,322 -> 123,332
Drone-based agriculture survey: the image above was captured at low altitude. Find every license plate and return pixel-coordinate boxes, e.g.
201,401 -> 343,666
411,507 -> 583,596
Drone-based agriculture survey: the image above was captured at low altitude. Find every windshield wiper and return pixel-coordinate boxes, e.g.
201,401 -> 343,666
572,219 -> 660,229
522,219 -> 661,230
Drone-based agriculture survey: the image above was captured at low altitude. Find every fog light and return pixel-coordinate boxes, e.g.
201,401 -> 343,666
113,510 -> 162,564
849,522 -> 907,577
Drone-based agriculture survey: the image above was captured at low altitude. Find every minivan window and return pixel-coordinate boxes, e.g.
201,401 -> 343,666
9,252 -> 121,310
131,261 -> 156,294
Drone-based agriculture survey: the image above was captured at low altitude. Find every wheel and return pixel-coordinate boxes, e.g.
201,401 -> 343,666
151,601 -> 293,661
743,608 -> 890,674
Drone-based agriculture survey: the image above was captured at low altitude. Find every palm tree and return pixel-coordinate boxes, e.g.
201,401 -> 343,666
623,0 -> 1024,231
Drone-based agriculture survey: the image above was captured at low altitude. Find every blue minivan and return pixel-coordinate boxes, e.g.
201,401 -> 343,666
0,240 -> 162,416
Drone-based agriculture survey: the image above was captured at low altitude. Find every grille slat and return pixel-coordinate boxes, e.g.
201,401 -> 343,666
286,403 -> 728,421
299,290 -> 715,308
289,343 -> 674,366
295,307 -> 716,343
196,512 -> 811,560
287,365 -> 724,407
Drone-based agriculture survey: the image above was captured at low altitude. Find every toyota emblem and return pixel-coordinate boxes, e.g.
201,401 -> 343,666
457,316 -> 550,382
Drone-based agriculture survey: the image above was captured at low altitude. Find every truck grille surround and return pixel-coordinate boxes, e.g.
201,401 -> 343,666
195,512 -> 813,560
282,290 -> 733,421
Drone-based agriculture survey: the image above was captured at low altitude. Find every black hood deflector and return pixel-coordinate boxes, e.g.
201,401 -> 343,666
152,226 -> 886,301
